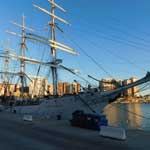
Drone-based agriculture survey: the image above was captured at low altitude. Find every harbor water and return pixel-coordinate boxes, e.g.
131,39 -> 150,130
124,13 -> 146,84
104,103 -> 150,130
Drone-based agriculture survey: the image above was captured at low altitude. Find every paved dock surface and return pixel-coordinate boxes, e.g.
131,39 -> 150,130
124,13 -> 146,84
0,112 -> 149,150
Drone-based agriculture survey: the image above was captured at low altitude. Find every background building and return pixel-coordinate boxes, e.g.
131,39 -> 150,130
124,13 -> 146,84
122,77 -> 140,97
48,84 -> 53,95
100,78 -> 121,91
29,77 -> 48,98
48,82 -> 81,96
72,82 -> 81,94
99,77 -> 140,97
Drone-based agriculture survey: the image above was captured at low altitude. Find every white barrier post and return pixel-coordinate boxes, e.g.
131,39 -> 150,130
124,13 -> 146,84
100,126 -> 126,140
23,115 -> 33,122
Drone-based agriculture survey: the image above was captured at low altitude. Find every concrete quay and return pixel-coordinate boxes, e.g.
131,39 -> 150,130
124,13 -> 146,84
0,112 -> 149,150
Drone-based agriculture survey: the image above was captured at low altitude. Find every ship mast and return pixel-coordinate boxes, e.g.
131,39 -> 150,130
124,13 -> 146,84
1,40 -> 16,99
20,15 -> 26,96
33,0 -> 78,97
50,0 -> 57,96
4,40 -> 10,85
4,41 -> 10,98
6,15 -> 35,97
4,3 -> 78,98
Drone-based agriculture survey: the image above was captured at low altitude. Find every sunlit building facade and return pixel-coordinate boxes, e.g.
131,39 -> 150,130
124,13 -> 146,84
122,77 -> 140,97
48,82 -> 81,96
100,78 -> 121,91
29,77 -> 48,98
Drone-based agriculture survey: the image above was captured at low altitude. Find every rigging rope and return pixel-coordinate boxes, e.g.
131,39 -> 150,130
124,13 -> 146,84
67,13 -> 150,53
31,45 -> 47,97
62,33 -> 113,78
68,26 -> 146,73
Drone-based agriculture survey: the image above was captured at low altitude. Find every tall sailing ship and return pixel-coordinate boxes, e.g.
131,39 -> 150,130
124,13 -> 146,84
1,0 -> 150,119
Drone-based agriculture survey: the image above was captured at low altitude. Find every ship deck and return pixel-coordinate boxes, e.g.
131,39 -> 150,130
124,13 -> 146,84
0,111 -> 149,150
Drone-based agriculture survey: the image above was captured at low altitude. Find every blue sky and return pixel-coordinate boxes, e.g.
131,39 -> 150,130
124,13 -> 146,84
0,0 -> 150,87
